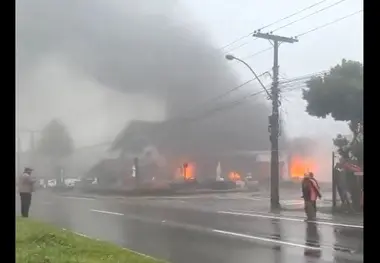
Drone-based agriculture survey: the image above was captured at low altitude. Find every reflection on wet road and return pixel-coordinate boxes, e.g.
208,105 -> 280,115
18,192 -> 363,263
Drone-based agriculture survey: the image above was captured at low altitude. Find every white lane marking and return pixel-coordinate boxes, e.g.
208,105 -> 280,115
62,196 -> 95,201
124,248 -> 156,260
117,213 -> 325,251
214,196 -> 267,201
281,200 -> 304,205
213,229 -> 321,250
83,209 -> 353,254
90,209 -> 124,216
218,211 -> 363,229
62,228 -> 91,238
75,232 -> 91,238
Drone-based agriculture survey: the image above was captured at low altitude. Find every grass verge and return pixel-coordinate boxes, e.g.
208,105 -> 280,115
16,217 -> 165,263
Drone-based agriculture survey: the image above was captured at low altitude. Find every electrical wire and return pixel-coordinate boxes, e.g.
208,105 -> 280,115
182,82 -> 309,124
171,70 -> 272,121
225,0 -> 346,54
296,9 -> 363,38
243,47 -> 273,60
194,70 -> 329,122
279,70 -> 328,86
220,0 -> 330,50
153,70 -> 333,127
67,8 -> 363,150
242,9 -> 362,61
80,71 -> 326,148
179,89 -> 268,123
271,0 -> 348,33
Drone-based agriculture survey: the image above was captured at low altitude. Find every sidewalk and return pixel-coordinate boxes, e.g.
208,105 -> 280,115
281,203 -> 363,224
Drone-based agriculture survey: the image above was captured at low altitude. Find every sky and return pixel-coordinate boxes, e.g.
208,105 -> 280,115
16,0 -> 363,151
182,0 -> 362,138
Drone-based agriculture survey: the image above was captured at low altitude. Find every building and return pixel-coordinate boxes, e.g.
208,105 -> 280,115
108,119 -> 283,182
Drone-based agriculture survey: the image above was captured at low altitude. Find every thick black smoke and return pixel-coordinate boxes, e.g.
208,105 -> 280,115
17,0 -> 280,151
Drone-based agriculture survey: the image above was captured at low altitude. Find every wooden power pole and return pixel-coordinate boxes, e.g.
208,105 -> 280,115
253,31 -> 298,210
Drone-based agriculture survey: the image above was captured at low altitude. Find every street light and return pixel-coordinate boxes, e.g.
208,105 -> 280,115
225,54 -> 281,210
225,54 -> 271,99
225,54 -> 235,61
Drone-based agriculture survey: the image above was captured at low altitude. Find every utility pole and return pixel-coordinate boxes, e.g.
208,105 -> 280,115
253,31 -> 298,210
332,152 -> 337,209
16,135 -> 22,176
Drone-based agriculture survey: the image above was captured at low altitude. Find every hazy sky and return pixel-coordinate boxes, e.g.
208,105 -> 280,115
182,0 -> 362,138
16,0 -> 363,150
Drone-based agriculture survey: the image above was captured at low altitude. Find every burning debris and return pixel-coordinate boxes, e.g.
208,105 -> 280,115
228,171 -> 241,182
289,156 -> 317,180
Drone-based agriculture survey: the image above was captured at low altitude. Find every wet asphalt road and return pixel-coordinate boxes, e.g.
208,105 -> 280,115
17,192 -> 363,263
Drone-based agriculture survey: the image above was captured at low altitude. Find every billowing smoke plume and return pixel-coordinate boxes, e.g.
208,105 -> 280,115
16,0 -> 278,151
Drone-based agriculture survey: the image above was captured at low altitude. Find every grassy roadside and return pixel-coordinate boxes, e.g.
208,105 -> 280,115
16,217 -> 165,263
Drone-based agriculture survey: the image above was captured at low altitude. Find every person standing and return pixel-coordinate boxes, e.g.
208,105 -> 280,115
18,167 -> 36,218
308,172 -> 322,212
301,172 -> 322,221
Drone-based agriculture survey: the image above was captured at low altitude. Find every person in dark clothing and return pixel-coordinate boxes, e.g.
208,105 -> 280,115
18,167 -> 36,218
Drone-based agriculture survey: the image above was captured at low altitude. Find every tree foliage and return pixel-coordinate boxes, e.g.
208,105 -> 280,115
303,59 -> 363,122
303,59 -> 363,165
37,119 -> 74,159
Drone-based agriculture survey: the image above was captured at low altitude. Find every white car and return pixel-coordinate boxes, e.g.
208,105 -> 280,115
47,179 -> 57,187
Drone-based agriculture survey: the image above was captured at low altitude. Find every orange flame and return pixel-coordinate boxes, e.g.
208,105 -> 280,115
184,163 -> 195,181
174,163 -> 196,181
290,156 -> 317,180
228,171 -> 241,181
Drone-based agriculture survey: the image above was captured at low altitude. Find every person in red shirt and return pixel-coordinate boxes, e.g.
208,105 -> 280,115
301,172 -> 322,221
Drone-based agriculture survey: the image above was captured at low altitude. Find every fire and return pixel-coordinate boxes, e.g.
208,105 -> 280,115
228,171 -> 241,181
175,162 -> 196,181
184,163 -> 195,181
290,156 -> 317,180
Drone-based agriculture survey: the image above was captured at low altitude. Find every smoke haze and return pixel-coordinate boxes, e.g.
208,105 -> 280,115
16,0 -> 273,150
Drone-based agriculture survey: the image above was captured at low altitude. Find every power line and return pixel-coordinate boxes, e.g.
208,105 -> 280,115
271,0 -> 348,33
184,82 -> 309,124
54,12 -> 363,137
243,47 -> 273,60
172,70 -> 271,120
148,70 -> 331,126
181,89 -> 268,123
224,41 -> 251,54
174,80 -> 312,124
279,70 -> 328,85
229,0 -> 346,54
85,71 -> 324,149
68,70 -> 330,140
257,0 -> 331,31
296,9 -> 363,38
242,9 -> 362,61
220,0 -> 330,50
190,69 -> 330,122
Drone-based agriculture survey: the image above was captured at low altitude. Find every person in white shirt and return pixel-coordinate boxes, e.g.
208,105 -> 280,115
17,167 -> 36,218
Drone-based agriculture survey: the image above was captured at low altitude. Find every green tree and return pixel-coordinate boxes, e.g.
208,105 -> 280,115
302,59 -> 363,165
37,119 -> 74,159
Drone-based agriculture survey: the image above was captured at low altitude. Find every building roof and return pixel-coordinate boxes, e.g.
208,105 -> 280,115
110,120 -> 165,152
110,116 -> 274,157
